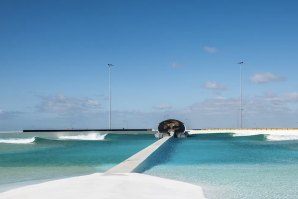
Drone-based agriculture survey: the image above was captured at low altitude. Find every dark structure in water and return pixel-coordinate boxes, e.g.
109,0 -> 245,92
155,119 -> 188,139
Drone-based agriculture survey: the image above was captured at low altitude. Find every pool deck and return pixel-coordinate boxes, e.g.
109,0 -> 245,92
106,136 -> 172,173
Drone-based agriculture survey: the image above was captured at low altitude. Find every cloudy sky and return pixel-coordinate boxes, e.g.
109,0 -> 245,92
1,0 -> 298,130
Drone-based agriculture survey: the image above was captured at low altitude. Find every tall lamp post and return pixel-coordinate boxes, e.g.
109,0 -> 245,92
107,64 -> 114,129
238,61 -> 244,128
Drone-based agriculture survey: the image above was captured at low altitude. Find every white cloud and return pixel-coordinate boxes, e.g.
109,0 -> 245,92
0,108 -> 22,119
203,46 -> 218,53
189,97 -> 239,115
37,95 -> 101,114
152,104 -> 173,111
250,72 -> 284,84
204,81 -> 226,91
171,62 -> 183,69
261,92 -> 298,104
246,94 -> 289,114
283,92 -> 298,103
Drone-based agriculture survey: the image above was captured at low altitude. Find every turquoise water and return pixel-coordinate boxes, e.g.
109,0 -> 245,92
142,133 -> 298,199
0,132 -> 155,190
1,132 -> 298,198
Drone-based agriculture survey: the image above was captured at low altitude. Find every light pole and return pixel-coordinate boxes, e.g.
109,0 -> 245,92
108,64 -> 114,129
238,61 -> 244,128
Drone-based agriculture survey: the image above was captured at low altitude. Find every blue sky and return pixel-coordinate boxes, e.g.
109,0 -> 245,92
1,0 -> 298,130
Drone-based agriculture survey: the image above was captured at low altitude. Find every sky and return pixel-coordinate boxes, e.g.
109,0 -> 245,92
1,0 -> 298,130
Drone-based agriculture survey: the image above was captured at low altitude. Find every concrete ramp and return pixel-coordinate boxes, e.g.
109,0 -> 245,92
106,136 -> 172,173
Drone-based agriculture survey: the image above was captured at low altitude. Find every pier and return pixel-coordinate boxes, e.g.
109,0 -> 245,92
106,136 -> 172,173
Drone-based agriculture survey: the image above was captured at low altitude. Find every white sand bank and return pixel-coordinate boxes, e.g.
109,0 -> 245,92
0,173 -> 206,199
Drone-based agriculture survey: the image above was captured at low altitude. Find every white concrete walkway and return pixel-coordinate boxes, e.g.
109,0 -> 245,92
0,173 -> 206,199
106,136 -> 172,173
